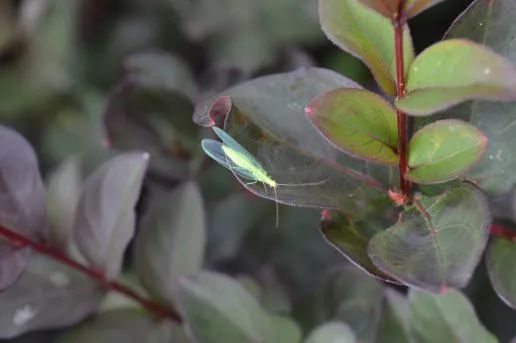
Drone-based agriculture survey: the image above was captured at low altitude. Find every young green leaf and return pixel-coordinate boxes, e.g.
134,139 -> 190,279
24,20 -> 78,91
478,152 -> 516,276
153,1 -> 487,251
368,183 -> 491,292
74,153 -> 149,279
397,39 -> 516,115
134,182 -> 206,307
358,0 -> 446,19
319,0 -> 414,95
407,120 -> 487,184
305,322 -> 356,343
409,289 -> 497,343
306,88 -> 398,165
417,0 -> 516,195
486,237 -> 516,309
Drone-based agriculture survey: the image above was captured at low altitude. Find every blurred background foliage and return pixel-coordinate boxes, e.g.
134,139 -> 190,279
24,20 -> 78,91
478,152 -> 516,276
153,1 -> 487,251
1,0 -> 516,342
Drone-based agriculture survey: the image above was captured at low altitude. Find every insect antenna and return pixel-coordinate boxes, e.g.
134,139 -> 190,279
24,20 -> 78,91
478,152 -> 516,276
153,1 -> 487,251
276,179 -> 327,187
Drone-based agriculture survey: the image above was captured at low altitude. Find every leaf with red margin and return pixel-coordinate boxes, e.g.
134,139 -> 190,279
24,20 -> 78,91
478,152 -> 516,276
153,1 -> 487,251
368,183 -> 491,292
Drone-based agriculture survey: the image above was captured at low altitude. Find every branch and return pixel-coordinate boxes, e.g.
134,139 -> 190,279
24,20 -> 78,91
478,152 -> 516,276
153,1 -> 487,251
394,2 -> 411,200
0,225 -> 182,323
490,224 -> 516,241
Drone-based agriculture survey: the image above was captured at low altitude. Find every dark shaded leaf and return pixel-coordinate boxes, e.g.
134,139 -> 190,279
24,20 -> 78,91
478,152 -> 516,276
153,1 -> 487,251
134,182 -> 206,307
409,289 -> 497,343
407,120 -> 487,184
306,322 -> 356,343
206,193 -> 267,264
58,309 -> 187,343
0,125 -> 47,290
397,39 -> 516,116
319,210 -> 397,282
307,88 -> 398,165
104,53 -> 198,181
194,68 -> 391,219
74,153 -> 149,279
368,183 -> 490,292
319,0 -> 414,95
0,256 -> 104,339
486,236 -> 516,309
313,266 -> 383,342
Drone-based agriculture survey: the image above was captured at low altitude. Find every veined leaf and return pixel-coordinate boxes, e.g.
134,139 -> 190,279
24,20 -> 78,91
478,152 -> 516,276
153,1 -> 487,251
319,0 -> 414,95
307,88 -> 398,165
407,120 -> 487,184
397,39 -> 516,115
368,183 -> 490,292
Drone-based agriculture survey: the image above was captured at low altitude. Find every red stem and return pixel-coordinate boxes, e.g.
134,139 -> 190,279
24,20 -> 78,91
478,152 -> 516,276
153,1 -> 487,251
0,225 -> 182,322
394,3 -> 411,200
490,224 -> 516,241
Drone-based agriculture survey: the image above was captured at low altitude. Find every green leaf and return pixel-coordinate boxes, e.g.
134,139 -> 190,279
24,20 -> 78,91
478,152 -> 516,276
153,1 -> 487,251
305,322 -> 356,343
319,0 -> 414,95
397,39 -> 516,115
378,289 -> 410,343
134,182 -> 206,307
314,266 -> 383,342
0,256 -> 104,339
407,119 -> 487,184
46,157 -> 81,251
74,153 -> 149,279
194,68 -> 391,219
486,237 -> 516,309
58,309 -> 187,343
358,0 -> 446,19
206,193 -> 267,264
409,289 -> 498,343
177,271 -> 296,343
269,315 -> 303,343
306,88 -> 398,165
415,0 -> 516,194
319,210 -> 398,282
368,183 -> 491,292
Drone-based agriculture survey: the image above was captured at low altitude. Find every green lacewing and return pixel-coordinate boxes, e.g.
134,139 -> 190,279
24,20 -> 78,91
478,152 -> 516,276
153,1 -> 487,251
201,127 -> 325,226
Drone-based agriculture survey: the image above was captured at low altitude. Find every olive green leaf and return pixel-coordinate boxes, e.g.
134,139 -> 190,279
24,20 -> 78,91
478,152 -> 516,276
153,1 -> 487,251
407,119 -> 487,184
307,88 -> 398,165
319,0 -> 414,95
397,39 -> 516,115
368,183 -> 491,292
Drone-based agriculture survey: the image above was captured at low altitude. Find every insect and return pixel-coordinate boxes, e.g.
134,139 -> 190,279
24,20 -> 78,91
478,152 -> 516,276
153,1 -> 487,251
201,127 -> 325,227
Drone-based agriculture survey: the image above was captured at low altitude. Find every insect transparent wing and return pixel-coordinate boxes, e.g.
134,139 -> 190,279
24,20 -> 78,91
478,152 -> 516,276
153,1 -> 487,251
212,127 -> 259,166
201,139 -> 256,180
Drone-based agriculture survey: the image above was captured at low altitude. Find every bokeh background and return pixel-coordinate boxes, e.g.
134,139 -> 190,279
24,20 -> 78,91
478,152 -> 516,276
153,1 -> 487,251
1,0 -> 515,341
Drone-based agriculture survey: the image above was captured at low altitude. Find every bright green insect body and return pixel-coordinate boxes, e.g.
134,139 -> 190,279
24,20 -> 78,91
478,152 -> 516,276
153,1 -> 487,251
202,127 -> 324,227
220,145 -> 277,188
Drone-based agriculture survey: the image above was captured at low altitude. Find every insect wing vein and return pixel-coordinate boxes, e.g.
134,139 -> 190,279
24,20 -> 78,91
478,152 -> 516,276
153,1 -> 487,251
201,139 -> 256,180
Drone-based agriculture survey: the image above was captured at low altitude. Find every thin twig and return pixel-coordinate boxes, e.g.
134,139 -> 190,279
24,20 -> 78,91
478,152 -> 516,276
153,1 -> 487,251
0,225 -> 182,323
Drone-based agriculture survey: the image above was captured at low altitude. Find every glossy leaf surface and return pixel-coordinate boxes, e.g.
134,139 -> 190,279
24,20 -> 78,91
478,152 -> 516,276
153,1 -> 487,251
407,120 -> 487,184
368,183 -> 490,292
397,39 -> 516,115
319,0 -> 414,95
307,88 -> 398,165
